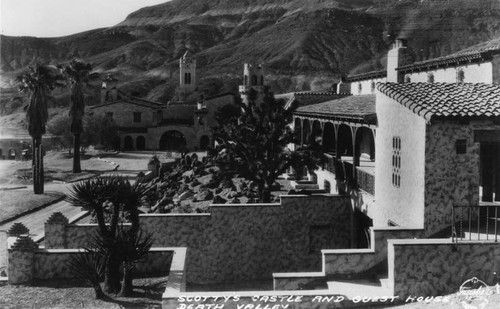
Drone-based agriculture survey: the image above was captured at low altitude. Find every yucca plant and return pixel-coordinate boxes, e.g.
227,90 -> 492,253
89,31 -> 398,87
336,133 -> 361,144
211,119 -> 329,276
67,175 -> 153,294
116,227 -> 154,296
67,244 -> 105,299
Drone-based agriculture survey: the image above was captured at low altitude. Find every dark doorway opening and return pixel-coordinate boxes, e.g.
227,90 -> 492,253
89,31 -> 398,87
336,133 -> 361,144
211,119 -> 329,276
159,131 -> 186,151
124,136 -> 133,151
136,136 -> 146,150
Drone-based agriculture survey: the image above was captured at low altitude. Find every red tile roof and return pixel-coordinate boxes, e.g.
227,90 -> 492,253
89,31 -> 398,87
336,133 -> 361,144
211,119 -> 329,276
377,83 -> 500,121
294,95 -> 376,124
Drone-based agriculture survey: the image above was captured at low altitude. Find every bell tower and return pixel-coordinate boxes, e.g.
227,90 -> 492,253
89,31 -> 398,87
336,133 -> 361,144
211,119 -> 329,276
239,63 -> 264,106
179,50 -> 197,94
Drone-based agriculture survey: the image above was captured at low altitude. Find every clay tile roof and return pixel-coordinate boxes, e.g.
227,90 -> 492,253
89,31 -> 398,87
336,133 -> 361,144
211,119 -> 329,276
275,91 -> 350,110
377,82 -> 500,121
345,70 -> 387,82
294,94 -> 376,124
397,36 -> 500,73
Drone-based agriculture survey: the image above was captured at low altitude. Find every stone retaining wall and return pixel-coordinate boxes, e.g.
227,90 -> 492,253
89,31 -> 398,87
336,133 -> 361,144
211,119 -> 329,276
388,239 -> 500,298
43,195 -> 352,284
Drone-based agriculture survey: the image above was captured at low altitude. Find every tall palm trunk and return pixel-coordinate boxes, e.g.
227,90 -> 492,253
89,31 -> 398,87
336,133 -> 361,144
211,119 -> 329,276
32,137 -> 44,194
73,133 -> 81,173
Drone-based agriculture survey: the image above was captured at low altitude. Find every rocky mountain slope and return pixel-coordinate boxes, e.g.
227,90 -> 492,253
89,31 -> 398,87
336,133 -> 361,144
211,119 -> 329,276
1,0 -> 500,127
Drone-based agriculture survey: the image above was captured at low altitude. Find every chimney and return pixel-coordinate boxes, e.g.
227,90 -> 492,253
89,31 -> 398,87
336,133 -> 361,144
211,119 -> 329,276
387,38 -> 412,83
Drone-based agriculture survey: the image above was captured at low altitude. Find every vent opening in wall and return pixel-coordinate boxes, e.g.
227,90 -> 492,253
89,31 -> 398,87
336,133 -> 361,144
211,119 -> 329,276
456,69 -> 465,83
456,139 -> 467,154
392,136 -> 401,188
427,73 -> 434,83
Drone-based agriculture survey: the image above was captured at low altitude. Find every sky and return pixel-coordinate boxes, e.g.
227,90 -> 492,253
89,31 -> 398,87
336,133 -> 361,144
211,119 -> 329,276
1,0 -> 169,38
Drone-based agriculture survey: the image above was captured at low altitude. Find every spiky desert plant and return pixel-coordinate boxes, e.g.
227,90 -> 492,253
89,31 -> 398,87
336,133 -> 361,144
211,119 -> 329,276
212,87 -> 324,202
67,248 -> 106,299
67,175 -> 153,294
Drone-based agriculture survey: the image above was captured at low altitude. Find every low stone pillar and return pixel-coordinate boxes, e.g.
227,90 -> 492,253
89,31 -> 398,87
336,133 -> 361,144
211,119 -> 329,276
8,235 -> 37,285
44,212 -> 68,249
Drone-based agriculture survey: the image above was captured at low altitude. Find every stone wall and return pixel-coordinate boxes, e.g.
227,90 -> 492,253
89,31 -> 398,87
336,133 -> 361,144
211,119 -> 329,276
32,248 -> 173,280
323,227 -> 424,276
388,239 -> 500,298
44,195 -> 352,284
424,121 -> 500,236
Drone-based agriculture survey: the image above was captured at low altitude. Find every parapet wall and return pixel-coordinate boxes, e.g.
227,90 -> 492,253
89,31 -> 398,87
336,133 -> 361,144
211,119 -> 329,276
44,195 -> 352,284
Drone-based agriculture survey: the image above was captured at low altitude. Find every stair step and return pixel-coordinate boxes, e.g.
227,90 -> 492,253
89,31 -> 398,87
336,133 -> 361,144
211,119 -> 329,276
327,278 -> 391,299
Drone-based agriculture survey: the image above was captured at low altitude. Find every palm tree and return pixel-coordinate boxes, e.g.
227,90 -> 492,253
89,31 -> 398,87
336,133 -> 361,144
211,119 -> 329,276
64,59 -> 94,173
17,63 -> 65,194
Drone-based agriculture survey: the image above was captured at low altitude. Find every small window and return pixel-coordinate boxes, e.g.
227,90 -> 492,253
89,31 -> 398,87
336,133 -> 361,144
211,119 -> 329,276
392,136 -> 401,188
371,81 -> 376,93
133,112 -> 142,123
404,75 -> 411,83
427,73 -> 434,83
456,139 -> 467,154
358,82 -> 362,94
456,69 -> 465,83
105,112 -> 113,121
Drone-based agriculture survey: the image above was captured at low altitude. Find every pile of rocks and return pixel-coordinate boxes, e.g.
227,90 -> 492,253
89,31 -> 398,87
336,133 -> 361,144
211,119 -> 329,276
146,153 -> 269,214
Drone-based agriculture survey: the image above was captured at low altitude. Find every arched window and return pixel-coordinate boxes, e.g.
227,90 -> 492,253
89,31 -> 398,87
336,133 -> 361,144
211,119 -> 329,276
427,73 -> 434,83
184,73 -> 191,84
371,81 -> 375,93
358,83 -> 362,94
251,75 -> 257,85
456,69 -> 465,83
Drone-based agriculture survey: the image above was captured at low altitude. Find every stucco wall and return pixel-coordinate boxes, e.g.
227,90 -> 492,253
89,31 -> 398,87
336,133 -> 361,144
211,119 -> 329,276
375,93 -> 426,228
404,62 -> 493,84
424,121 -> 500,236
44,195 -> 352,284
349,77 -> 386,96
388,239 -> 500,299
91,102 -> 157,127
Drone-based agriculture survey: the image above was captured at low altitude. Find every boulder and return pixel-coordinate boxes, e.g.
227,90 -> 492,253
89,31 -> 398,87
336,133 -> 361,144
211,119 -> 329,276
212,195 -> 227,204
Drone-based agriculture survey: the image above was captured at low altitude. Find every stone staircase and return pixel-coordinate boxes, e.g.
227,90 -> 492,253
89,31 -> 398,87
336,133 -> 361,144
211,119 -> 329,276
273,227 -> 424,298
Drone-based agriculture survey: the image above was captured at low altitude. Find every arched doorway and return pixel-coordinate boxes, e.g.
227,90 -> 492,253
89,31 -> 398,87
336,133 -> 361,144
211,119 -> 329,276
337,124 -> 353,157
323,122 -> 336,154
312,120 -> 322,145
200,135 -> 210,151
355,127 -> 375,164
124,136 -> 133,151
294,118 -> 302,145
136,136 -> 146,150
159,130 -> 186,151
302,119 -> 311,146
112,136 -> 121,150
